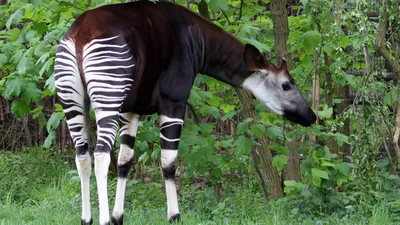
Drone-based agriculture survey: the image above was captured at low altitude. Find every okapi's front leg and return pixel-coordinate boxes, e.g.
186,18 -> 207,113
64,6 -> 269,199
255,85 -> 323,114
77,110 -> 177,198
160,115 -> 184,222
112,113 -> 140,225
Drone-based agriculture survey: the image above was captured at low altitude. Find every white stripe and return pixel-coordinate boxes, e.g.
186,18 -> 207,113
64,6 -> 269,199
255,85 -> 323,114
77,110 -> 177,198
160,133 -> 180,142
83,36 -> 121,51
160,115 -> 183,124
161,122 -> 183,130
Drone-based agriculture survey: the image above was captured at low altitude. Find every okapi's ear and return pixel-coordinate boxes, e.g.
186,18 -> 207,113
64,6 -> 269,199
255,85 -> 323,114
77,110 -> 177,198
244,44 -> 270,71
278,58 -> 288,71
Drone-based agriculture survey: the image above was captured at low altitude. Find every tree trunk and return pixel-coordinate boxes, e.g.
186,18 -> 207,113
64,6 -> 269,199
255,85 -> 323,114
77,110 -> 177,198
324,53 -> 337,153
236,88 -> 284,199
250,149 -> 269,202
333,83 -> 350,156
23,115 -> 32,147
283,139 -> 300,181
375,0 -> 400,163
270,0 -> 291,66
270,0 -> 300,184
311,50 -> 321,144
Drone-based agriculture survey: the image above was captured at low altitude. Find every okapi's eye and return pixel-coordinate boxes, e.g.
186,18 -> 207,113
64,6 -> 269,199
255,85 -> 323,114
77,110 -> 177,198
282,82 -> 291,91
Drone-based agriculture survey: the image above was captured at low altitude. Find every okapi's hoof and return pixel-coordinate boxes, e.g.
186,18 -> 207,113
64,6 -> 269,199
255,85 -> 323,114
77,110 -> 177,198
81,218 -> 93,225
111,214 -> 124,225
168,214 -> 181,223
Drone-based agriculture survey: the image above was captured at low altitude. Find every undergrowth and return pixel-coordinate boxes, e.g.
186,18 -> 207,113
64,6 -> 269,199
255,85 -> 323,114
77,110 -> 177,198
0,148 -> 398,224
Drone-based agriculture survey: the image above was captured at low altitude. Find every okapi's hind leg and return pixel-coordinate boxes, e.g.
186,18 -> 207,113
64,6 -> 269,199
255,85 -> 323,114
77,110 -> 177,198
159,114 -> 184,222
83,35 -> 135,225
112,113 -> 140,225
54,39 -> 93,225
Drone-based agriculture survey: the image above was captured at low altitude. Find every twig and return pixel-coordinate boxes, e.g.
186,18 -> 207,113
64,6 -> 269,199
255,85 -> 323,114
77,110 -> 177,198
186,101 -> 200,124
377,124 -> 398,174
220,9 -> 231,25
60,1 -> 86,11
238,0 -> 244,21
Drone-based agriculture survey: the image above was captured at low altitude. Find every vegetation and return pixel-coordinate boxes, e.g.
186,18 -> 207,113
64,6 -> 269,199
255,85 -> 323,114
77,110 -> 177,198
0,149 -> 398,224
1,0 -> 400,224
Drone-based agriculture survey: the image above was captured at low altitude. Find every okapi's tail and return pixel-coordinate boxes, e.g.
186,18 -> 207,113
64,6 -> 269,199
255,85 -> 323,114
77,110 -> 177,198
83,93 -> 91,151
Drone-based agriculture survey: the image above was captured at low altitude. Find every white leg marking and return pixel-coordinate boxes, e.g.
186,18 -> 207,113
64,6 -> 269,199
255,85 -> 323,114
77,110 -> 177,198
76,152 -> 92,222
165,179 -> 179,219
112,113 -> 140,220
162,150 -> 179,219
94,152 -> 111,225
112,178 -> 126,219
160,115 -> 182,220
161,150 -> 178,169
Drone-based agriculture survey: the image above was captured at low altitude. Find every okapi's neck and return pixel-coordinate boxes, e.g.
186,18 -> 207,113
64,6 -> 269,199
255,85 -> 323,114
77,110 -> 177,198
194,21 -> 249,87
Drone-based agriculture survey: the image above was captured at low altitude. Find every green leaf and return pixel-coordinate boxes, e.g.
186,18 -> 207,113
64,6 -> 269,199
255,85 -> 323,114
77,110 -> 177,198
250,124 -> 266,139
236,118 -> 253,135
208,0 -> 229,12
44,130 -> 56,148
312,168 -> 329,183
221,111 -> 236,121
321,161 -> 336,168
272,155 -> 287,172
318,105 -> 333,119
234,136 -> 253,155
31,106 -> 43,119
139,152 -> 149,163
3,77 -> 26,99
301,186 -> 312,198
6,9 -> 24,29
207,96 -> 221,107
11,100 -> 30,119
312,175 -> 322,187
337,163 -> 351,176
47,112 -> 64,132
339,35 -> 350,49
32,22 -> 48,35
383,89 -> 397,107
22,82 -> 42,103
17,56 -> 35,74
268,142 -> 288,154
151,148 -> 160,160
300,30 -> 321,54
242,38 -> 271,52
265,126 -> 284,140
220,103 -> 235,113
7,28 -> 20,42
45,74 -> 56,93
0,54 -> 8,67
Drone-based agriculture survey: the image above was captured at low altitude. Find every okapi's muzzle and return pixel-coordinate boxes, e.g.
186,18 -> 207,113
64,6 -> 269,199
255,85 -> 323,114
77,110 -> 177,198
283,107 -> 317,127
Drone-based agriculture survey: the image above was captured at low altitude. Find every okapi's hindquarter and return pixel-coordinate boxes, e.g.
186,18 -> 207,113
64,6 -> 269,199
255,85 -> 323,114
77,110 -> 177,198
55,1 -> 316,225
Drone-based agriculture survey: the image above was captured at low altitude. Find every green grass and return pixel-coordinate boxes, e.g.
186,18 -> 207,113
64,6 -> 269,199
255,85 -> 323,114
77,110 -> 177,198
0,149 -> 398,225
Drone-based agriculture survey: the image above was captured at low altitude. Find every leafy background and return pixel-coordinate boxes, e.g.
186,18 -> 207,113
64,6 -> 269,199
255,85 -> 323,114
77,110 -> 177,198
1,0 -> 400,224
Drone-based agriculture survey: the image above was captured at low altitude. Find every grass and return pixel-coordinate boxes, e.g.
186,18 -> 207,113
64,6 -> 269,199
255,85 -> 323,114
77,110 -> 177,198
0,149 -> 398,225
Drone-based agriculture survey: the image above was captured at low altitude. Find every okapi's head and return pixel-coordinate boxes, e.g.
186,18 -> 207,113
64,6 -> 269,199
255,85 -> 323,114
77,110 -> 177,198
242,44 -> 317,126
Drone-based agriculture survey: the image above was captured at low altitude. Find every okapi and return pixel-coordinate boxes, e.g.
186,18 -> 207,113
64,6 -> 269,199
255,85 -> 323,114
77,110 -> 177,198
54,1 -> 316,224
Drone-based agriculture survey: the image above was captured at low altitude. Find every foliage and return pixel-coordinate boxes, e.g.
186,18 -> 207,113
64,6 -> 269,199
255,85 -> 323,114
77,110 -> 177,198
1,0 -> 400,222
